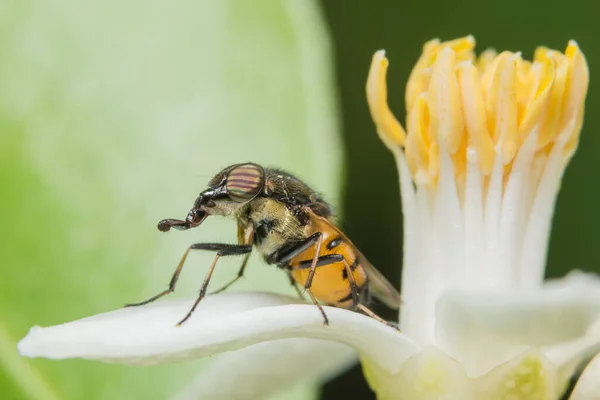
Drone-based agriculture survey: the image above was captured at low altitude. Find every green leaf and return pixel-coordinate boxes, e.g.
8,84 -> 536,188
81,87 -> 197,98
0,1 -> 341,399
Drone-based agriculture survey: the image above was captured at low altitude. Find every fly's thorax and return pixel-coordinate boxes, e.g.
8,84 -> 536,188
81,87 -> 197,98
242,197 -> 310,258
264,169 -> 333,219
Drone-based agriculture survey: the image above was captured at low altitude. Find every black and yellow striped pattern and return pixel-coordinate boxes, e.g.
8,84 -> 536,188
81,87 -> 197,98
226,163 -> 265,202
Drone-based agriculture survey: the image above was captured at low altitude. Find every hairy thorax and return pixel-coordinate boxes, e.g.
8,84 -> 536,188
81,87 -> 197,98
239,198 -> 310,258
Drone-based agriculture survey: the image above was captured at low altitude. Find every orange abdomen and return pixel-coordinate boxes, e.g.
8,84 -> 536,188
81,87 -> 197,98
289,218 -> 367,308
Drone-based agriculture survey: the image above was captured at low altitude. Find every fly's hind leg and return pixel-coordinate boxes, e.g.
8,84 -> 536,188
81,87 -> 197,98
341,259 -> 400,332
356,303 -> 401,331
341,259 -> 360,307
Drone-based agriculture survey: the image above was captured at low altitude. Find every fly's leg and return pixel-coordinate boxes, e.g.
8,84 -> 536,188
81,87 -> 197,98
341,258 -> 400,331
288,274 -> 307,301
209,252 -> 251,295
283,250 -> 397,330
125,243 -> 251,317
291,254 -> 344,269
176,244 -> 252,325
267,232 -> 322,264
303,235 -> 323,291
210,223 -> 255,295
267,232 -> 331,324
287,255 -> 345,302
124,244 -> 197,308
269,230 -> 344,327
288,254 -> 346,321
341,259 -> 360,308
305,288 -> 329,326
356,303 -> 401,331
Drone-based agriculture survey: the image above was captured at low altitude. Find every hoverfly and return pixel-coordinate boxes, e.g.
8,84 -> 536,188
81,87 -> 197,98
126,163 -> 401,328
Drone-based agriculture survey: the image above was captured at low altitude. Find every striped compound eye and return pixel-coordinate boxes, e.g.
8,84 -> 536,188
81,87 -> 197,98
226,163 -> 265,203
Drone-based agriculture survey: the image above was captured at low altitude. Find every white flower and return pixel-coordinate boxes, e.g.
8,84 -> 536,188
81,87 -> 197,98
18,36 -> 600,400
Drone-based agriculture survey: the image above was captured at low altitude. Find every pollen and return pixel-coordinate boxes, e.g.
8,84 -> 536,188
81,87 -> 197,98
366,36 -> 588,190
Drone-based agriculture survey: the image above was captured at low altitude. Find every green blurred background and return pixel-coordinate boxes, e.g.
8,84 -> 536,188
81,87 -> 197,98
1,0 -> 599,399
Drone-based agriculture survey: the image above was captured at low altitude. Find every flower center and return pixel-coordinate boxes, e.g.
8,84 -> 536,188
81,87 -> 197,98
366,36 -> 588,344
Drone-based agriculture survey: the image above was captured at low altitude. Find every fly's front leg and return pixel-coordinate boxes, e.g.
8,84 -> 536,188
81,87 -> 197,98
125,242 -> 252,325
209,253 -> 251,295
209,224 -> 255,295
124,244 -> 197,308
177,243 -> 252,325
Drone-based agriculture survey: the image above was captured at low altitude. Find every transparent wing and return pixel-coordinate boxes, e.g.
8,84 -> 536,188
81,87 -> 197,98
359,257 -> 402,309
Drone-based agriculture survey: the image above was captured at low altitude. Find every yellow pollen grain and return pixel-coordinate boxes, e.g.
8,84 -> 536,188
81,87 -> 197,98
366,36 -> 588,188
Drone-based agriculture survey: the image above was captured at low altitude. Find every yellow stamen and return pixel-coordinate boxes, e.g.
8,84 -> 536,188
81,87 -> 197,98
456,61 -> 495,175
517,52 -> 554,144
366,36 -> 588,188
482,51 -> 519,164
562,41 -> 589,160
429,47 -> 464,155
476,48 -> 498,73
366,50 -> 406,152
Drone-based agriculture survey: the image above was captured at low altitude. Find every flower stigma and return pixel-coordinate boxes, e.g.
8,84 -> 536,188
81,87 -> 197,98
367,36 -> 589,345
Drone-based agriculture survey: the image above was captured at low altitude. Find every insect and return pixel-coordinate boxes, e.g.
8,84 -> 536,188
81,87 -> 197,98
125,163 -> 401,328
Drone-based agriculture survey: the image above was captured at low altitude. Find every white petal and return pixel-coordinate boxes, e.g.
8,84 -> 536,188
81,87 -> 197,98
435,273 -> 600,376
18,292 -> 420,373
569,351 -> 600,400
362,346 -> 473,400
364,347 -> 561,400
173,339 -> 356,400
474,350 -> 561,400
544,314 -> 600,388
